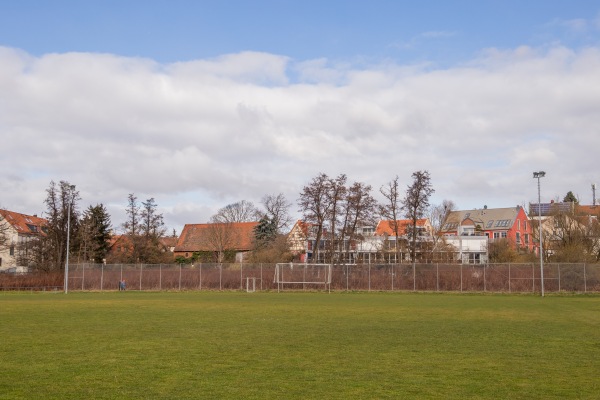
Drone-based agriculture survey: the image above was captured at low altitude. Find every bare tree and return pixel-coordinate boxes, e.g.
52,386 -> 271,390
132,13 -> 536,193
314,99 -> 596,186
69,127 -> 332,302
339,181 -> 377,262
261,193 -> 293,233
121,195 -> 169,263
298,173 -> 333,263
42,181 -> 80,271
327,174 -> 347,263
379,176 -> 402,263
213,200 -> 261,223
428,199 -> 456,250
206,215 -> 239,263
403,170 -> 435,262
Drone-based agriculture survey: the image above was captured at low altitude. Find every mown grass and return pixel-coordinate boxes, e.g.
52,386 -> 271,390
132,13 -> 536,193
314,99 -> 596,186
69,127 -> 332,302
1,291 -> 599,399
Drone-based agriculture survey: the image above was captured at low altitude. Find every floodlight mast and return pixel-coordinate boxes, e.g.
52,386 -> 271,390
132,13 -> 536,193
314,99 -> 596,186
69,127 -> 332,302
533,171 -> 545,297
64,185 -> 75,294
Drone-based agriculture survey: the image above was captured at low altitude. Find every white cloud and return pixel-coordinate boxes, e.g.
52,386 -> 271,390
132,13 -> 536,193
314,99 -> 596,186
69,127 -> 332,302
1,44 -> 600,232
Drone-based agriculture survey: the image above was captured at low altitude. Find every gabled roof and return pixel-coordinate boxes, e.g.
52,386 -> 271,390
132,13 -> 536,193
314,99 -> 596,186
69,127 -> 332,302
441,207 -> 525,232
0,209 -> 48,237
376,219 -> 429,237
175,222 -> 258,252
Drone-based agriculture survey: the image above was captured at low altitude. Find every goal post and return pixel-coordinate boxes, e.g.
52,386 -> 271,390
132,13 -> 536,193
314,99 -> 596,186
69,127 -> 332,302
274,263 -> 332,292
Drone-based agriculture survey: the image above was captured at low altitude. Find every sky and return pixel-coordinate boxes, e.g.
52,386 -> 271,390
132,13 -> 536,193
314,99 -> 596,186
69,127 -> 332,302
1,1 -> 600,234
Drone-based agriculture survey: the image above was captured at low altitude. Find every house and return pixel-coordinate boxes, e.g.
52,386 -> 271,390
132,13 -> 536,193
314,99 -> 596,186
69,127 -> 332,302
0,209 -> 47,273
287,218 -> 434,264
440,206 -> 534,261
374,219 -> 433,262
174,222 -> 258,262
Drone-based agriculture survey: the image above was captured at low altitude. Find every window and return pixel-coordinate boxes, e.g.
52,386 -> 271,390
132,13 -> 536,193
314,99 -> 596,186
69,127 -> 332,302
486,220 -> 494,228
516,232 -> 521,244
517,220 -> 520,230
525,234 -> 529,244
501,232 -> 507,238
493,232 -> 500,239
524,220 -> 527,231
10,246 -> 15,256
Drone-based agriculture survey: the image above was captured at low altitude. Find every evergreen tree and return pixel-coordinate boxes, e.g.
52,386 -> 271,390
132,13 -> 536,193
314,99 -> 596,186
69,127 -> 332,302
78,204 -> 112,263
563,191 -> 578,204
253,215 -> 277,248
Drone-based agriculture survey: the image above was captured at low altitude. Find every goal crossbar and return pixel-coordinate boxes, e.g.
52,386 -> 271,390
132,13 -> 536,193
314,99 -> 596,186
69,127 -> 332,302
274,263 -> 332,291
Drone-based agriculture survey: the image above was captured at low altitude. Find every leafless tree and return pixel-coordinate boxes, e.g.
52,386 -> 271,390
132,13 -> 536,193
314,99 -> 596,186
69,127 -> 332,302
379,176 -> 402,263
428,199 -> 456,250
121,195 -> 169,263
403,170 -> 435,262
213,200 -> 261,223
339,181 -> 377,262
298,173 -> 333,263
327,174 -> 347,263
261,193 -> 293,233
206,216 -> 239,263
43,181 -> 80,271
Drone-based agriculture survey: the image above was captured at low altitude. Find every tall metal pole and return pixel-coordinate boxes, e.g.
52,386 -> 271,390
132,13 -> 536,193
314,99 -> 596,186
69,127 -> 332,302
533,172 -> 545,297
64,200 -> 72,294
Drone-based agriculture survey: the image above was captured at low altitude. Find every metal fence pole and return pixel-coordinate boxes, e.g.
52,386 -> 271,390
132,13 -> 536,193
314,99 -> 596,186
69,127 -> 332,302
508,263 -> 511,293
532,263 -> 535,294
436,263 -> 439,292
584,263 -> 587,293
179,264 -> 182,291
82,264 -> 85,290
483,264 -> 486,292
101,264 -> 104,291
558,264 -> 561,292
368,263 -> 371,292
460,263 -> 463,293
139,264 -> 143,291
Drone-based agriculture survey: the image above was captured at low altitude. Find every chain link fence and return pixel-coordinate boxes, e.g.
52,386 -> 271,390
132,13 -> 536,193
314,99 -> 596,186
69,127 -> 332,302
2,263 -> 599,293
53,262 -> 600,293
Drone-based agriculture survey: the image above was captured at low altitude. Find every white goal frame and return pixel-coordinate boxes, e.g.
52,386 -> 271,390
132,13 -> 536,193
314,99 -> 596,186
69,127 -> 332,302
274,263 -> 332,292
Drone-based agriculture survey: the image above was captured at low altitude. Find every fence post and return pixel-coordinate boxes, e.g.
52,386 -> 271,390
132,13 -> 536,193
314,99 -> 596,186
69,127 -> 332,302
532,263 -> 535,294
240,261 -> 243,291
101,263 -> 104,291
179,264 -> 182,291
199,263 -> 202,291
483,264 -> 486,292
436,263 -> 439,292
82,264 -> 85,290
368,263 -> 371,292
460,263 -> 463,293
413,263 -> 416,292
260,263 -> 263,291
584,263 -> 587,293
558,264 -> 561,292
219,264 -> 222,291
139,264 -> 143,291
346,264 -> 350,292
508,263 -> 511,293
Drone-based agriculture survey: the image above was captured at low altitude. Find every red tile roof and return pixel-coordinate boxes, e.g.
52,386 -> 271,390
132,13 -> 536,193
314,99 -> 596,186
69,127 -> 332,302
376,219 -> 428,236
0,209 -> 48,237
175,222 -> 258,252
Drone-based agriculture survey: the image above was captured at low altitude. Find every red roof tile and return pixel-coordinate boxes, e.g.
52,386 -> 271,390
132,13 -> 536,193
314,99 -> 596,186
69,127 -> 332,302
175,222 -> 258,252
0,209 -> 48,237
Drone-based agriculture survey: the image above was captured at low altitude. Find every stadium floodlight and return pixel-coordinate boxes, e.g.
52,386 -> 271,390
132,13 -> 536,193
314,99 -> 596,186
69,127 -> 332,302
533,171 -> 545,297
64,185 -> 75,294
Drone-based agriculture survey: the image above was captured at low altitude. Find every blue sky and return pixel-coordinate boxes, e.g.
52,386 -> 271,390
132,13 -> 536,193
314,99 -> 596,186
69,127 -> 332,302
2,1 -> 598,64
1,1 -> 600,232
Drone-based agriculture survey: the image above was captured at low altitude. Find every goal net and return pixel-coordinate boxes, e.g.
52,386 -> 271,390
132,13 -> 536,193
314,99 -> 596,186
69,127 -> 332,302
274,263 -> 332,291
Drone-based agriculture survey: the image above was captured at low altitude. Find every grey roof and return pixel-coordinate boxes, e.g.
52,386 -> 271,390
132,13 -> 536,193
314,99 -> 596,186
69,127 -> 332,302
442,207 -> 525,231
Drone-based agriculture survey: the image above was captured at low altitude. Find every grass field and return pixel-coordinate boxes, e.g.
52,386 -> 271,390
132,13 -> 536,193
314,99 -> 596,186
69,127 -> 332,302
1,291 -> 599,399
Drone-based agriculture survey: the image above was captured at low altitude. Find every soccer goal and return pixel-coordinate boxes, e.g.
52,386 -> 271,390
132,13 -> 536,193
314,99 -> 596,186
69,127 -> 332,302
274,263 -> 332,292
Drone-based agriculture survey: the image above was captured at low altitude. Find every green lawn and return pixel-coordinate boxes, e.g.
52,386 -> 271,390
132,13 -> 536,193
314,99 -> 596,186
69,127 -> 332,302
1,291 -> 599,399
